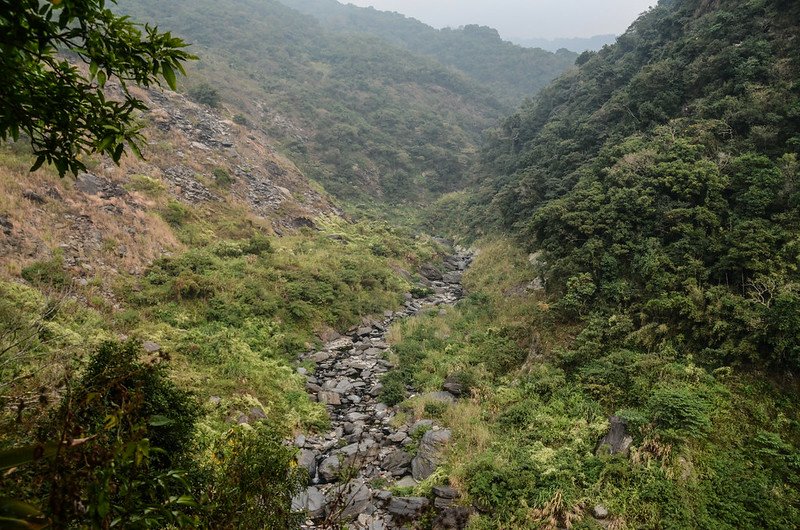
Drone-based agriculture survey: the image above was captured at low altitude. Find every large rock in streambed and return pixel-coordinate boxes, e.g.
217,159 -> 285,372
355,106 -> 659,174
318,391 -> 341,405
297,448 -> 317,478
442,375 -> 465,397
433,485 -> 460,509
411,429 -> 451,481
381,448 -> 413,477
292,486 -> 326,519
387,496 -> 430,521
327,478 -> 373,520
442,271 -> 462,284
419,263 -> 443,281
318,455 -> 341,483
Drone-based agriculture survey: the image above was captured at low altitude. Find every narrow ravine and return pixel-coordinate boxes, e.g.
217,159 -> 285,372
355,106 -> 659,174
292,250 -> 474,530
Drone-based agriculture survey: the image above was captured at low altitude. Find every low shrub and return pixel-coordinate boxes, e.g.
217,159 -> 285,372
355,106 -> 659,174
162,200 -> 192,227
171,271 -> 215,300
470,329 -> 527,376
126,174 -> 165,196
423,400 -> 449,418
21,252 -> 69,289
647,385 -> 713,441
211,167 -> 234,188
3,341 -> 201,527
188,83 -> 220,107
379,372 -> 407,406
243,233 -> 272,255
195,424 -> 306,529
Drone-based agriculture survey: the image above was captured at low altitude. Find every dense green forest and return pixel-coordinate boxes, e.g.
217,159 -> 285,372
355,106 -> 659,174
406,0 -> 800,527
278,0 -> 578,105
476,0 -> 800,369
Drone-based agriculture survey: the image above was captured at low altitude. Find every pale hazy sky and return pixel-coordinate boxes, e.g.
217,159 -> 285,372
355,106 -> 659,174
344,0 -> 656,39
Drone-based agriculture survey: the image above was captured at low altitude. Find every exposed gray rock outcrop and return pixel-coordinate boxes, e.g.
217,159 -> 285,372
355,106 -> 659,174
411,429 -> 451,481
596,415 -> 633,456
387,496 -> 429,521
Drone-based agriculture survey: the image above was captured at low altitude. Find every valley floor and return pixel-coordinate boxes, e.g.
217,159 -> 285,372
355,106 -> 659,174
293,251 -> 472,529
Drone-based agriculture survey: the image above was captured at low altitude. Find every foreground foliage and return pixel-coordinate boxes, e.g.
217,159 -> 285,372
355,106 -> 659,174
0,210 -> 441,527
0,0 -> 194,175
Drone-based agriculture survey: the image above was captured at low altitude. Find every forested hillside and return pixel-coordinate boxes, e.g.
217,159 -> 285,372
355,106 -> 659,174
278,0 -> 577,105
511,34 -> 617,53
402,0 -> 800,527
480,0 -> 800,368
116,0 -> 573,205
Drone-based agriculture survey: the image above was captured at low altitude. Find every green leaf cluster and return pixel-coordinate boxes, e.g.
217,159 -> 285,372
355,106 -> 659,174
0,0 -> 195,175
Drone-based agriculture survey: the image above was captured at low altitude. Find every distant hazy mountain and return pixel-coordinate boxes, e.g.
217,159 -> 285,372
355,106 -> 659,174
511,34 -> 617,52
279,0 -> 577,106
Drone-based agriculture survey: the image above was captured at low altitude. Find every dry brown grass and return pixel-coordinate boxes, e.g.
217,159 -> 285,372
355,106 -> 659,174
0,145 -> 184,285
0,77 -> 344,329
444,399 -> 491,456
527,490 -> 586,530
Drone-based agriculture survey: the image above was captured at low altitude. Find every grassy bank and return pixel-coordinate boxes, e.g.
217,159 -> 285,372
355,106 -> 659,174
384,238 -> 800,529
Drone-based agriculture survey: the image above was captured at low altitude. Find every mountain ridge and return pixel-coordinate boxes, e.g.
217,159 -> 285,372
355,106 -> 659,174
117,0 -> 529,204
510,34 -> 617,52
278,0 -> 578,106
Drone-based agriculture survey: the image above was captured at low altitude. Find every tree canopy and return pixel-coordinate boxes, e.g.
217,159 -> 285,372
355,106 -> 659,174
0,0 -> 194,176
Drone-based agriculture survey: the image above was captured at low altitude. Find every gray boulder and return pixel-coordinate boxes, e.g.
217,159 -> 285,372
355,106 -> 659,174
442,375 -> 465,396
395,475 -> 417,488
22,190 -> 46,204
142,341 -> 161,353
419,264 -> 443,281
411,429 -> 451,481
318,455 -> 341,483
596,416 -> 633,456
433,506 -> 472,529
297,449 -> 317,478
433,485 -> 458,499
291,486 -> 326,519
593,504 -> 609,519
433,485 -> 460,508
382,449 -> 412,477
0,215 -> 12,236
410,419 -> 434,435
387,496 -> 429,521
442,272 -> 462,284
318,391 -> 341,405
422,391 -> 456,403
329,479 -> 373,521
248,407 -> 266,421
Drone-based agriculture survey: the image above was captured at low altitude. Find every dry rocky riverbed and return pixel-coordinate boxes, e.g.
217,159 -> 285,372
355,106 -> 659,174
292,251 -> 474,530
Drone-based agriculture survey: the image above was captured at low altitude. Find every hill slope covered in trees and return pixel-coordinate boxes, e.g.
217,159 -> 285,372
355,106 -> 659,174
479,0 -> 800,369
403,0 -> 800,527
117,0 -> 574,206
278,0 -> 578,105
